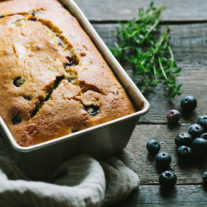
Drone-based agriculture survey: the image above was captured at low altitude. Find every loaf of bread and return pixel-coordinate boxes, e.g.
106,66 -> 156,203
0,0 -> 136,146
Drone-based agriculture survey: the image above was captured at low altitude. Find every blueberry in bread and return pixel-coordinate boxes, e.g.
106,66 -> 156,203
0,0 -> 136,146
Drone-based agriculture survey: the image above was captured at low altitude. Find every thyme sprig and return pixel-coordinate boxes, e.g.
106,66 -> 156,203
111,2 -> 182,97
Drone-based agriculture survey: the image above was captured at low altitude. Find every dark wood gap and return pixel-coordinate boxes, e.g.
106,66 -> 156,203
124,124 -> 207,184
111,184 -> 207,207
90,20 -> 207,24
136,122 -> 190,125
140,183 -> 203,185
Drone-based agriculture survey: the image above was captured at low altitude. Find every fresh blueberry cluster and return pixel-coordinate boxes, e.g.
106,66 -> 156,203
146,139 -> 176,188
175,115 -> 207,185
166,95 -> 197,125
146,95 -> 207,188
176,124 -> 207,159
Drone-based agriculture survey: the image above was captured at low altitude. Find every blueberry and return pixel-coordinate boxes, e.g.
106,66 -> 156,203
155,152 -> 172,167
188,124 -> 204,138
202,171 -> 207,184
159,170 -> 177,188
177,145 -> 192,160
146,139 -> 161,155
30,16 -> 36,21
65,56 -> 77,67
180,95 -> 197,112
13,77 -> 25,87
12,115 -> 22,125
65,63 -> 72,68
85,105 -> 99,116
201,133 -> 207,140
23,95 -> 32,101
197,115 -> 207,132
58,42 -> 63,46
167,109 -> 181,125
192,138 -> 207,155
175,132 -> 193,146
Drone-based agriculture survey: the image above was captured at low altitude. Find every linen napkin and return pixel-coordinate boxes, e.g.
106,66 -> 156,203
0,150 -> 139,207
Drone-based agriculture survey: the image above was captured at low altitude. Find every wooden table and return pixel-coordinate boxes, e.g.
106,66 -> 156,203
76,0 -> 207,206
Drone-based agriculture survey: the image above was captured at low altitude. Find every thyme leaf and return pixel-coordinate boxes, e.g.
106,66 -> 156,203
111,2 -> 182,98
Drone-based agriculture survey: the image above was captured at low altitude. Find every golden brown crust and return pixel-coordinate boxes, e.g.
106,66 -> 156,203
0,0 -> 136,146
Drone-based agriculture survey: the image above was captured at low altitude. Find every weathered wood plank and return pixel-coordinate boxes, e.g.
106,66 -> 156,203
137,69 -> 207,123
92,24 -> 207,123
93,23 -> 207,68
111,185 -> 207,207
75,0 -> 207,22
121,124 -> 207,184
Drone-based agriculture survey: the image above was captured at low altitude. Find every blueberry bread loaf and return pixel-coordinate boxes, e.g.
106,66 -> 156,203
0,0 -> 136,146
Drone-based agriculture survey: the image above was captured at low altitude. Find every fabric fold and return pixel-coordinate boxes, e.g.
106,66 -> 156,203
0,152 -> 139,207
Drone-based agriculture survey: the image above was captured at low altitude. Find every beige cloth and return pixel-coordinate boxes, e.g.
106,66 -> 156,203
0,152 -> 139,207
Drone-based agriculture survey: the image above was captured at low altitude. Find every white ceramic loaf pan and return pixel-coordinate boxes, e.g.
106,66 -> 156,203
0,0 -> 150,179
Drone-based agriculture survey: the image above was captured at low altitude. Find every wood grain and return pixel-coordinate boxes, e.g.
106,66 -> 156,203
111,185 -> 207,207
75,0 -> 207,22
121,124 -> 207,184
136,69 -> 207,123
73,1 -> 207,206
92,24 -> 207,123
93,23 -> 207,68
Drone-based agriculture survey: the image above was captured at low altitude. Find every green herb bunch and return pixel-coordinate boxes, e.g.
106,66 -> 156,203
111,2 -> 182,98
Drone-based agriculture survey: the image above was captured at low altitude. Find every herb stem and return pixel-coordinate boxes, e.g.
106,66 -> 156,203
158,57 -> 168,80
111,2 -> 182,97
141,18 -> 160,44
168,45 -> 175,61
